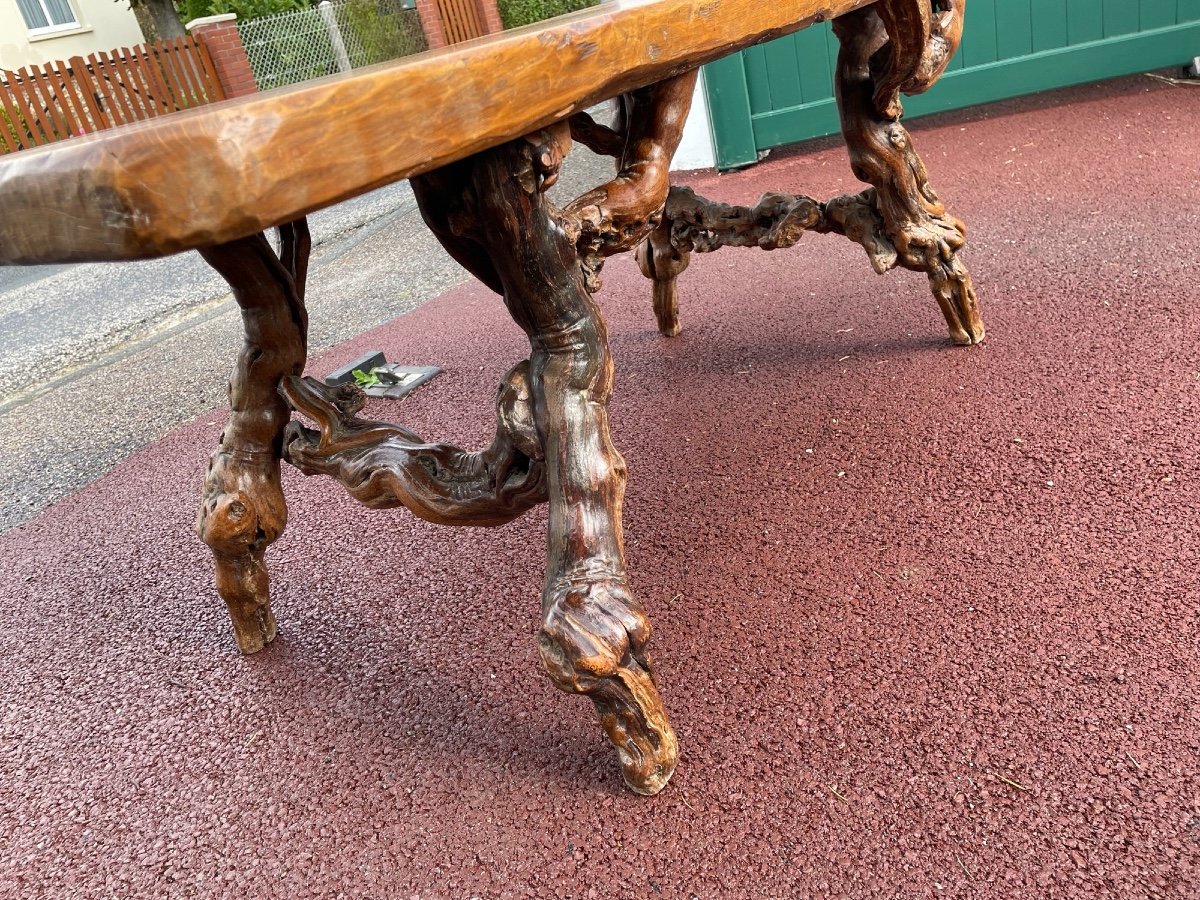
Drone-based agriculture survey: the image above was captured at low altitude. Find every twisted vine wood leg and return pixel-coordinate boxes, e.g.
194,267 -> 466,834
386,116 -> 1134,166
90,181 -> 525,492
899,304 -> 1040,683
632,3 -> 983,345
410,122 -> 680,795
833,3 -> 984,345
279,364 -> 547,525
196,222 -> 309,654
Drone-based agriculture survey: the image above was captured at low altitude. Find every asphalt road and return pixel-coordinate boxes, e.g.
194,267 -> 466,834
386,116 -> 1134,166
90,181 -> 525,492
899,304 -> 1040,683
0,181 -> 422,404
0,146 -> 614,532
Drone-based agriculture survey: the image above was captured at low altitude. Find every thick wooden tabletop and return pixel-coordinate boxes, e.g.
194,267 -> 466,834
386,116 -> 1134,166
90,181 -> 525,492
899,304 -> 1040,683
0,0 -> 870,265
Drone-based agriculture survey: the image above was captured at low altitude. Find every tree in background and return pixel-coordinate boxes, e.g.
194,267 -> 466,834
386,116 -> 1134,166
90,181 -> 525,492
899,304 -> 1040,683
124,0 -> 312,43
498,0 -> 595,29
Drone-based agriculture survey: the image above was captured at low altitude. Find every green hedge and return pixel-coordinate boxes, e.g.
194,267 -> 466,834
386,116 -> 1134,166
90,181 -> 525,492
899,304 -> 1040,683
498,0 -> 597,29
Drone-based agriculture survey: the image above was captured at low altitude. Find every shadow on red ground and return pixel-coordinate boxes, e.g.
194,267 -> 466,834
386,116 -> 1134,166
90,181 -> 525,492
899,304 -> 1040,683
2,75 -> 1198,898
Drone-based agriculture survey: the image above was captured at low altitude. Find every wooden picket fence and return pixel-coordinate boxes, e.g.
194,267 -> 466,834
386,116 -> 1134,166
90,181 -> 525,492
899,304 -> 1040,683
0,35 -> 225,153
435,0 -> 486,43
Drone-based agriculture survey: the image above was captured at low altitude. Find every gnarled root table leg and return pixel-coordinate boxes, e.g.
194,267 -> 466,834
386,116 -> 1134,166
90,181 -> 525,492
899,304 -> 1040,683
405,101 -> 693,792
833,2 -> 983,345
196,221 -> 310,654
634,2 -> 984,346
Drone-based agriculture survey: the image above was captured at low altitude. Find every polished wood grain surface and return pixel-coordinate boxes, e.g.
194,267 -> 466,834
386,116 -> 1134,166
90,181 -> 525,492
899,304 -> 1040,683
0,0 -> 873,264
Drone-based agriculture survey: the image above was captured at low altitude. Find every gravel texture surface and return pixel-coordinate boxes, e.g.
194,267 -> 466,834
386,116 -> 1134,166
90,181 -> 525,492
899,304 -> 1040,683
1,78 -> 1198,898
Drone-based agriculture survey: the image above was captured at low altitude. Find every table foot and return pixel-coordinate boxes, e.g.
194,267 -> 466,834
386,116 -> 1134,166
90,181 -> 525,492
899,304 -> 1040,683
540,574 -> 678,794
197,221 -> 309,654
411,79 -> 695,791
833,2 -> 984,345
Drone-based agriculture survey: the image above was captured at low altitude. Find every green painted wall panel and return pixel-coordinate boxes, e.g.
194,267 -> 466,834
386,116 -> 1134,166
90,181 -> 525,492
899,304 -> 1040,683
795,26 -> 834,104
1103,0 -> 1140,37
709,0 -> 1200,169
762,36 -> 804,109
742,46 -> 772,114
998,0 -> 1035,57
1031,3 -> 1069,52
704,53 -> 758,170
960,0 -> 999,67
1067,0 -> 1103,43
1140,0 -> 1178,29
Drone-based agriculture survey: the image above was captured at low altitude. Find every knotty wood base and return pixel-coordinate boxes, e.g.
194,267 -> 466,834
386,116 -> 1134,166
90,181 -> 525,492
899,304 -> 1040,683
638,1 -> 984,346
194,2 -> 981,793
196,222 -> 310,654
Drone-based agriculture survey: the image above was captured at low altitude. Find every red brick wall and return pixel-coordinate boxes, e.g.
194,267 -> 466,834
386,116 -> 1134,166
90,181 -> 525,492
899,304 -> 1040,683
415,0 -> 504,50
477,0 -> 503,34
414,0 -> 448,49
187,16 -> 258,98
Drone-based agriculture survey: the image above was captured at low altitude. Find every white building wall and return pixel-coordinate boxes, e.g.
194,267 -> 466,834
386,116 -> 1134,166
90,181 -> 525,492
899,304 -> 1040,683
670,68 -> 717,172
0,0 -> 145,70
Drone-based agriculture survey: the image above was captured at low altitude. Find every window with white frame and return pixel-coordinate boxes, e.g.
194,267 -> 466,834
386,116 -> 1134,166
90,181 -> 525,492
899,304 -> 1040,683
15,0 -> 80,34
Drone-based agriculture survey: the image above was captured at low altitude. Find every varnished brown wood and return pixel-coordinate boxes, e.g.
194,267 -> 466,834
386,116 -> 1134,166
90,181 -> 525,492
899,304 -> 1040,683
281,367 -> 547,524
833,3 -> 983,344
196,221 -> 309,654
635,0 -> 984,345
0,0 -> 872,264
0,0 -> 985,794
408,127 -> 684,794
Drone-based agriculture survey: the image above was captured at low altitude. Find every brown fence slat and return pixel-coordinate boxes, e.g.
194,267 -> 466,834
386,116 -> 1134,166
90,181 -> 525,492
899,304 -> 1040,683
451,0 -> 472,42
464,0 -> 485,38
126,47 -> 163,117
4,75 -> 42,148
192,34 -> 226,101
105,49 -> 142,122
444,0 -> 464,42
85,53 -> 117,123
112,47 -> 148,119
23,66 -> 63,140
66,56 -> 107,132
121,49 -> 155,117
116,47 -> 153,118
137,45 -> 174,115
166,38 -> 202,106
12,69 -> 56,145
28,65 -> 74,142
452,0 -> 482,42
43,62 -> 88,138
85,53 -> 116,126
2,32 -> 232,153
438,0 -> 467,43
51,60 -> 92,135
91,52 -> 133,125
0,86 -> 23,152
172,36 -> 208,106
457,0 -> 485,41
149,41 -> 178,109
158,39 -> 195,108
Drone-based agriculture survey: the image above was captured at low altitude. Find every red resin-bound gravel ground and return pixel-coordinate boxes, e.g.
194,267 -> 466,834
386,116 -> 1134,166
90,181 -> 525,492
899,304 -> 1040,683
2,75 -> 1199,899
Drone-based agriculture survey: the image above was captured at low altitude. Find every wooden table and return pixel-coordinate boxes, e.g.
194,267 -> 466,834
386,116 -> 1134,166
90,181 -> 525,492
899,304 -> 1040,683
0,0 -> 983,794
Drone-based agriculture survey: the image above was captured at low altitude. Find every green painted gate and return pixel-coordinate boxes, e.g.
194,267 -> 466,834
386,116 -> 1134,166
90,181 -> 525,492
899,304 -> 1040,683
705,0 -> 1200,169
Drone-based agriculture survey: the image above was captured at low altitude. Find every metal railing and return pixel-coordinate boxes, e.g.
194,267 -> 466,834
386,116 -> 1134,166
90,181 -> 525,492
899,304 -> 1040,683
238,0 -> 426,92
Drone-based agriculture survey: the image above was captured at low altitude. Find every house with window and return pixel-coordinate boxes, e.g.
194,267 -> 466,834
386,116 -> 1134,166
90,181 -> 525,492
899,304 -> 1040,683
1,0 -> 145,70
